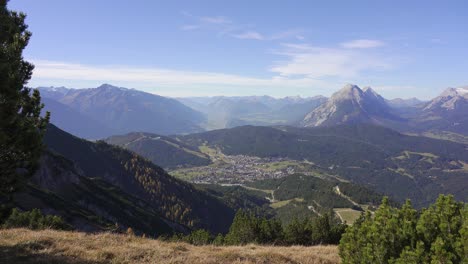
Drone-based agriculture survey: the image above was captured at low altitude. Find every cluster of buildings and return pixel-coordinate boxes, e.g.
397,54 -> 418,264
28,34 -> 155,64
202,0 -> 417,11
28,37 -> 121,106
177,155 -> 299,184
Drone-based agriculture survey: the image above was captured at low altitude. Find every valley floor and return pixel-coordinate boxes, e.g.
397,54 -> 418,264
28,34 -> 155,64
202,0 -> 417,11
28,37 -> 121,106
0,229 -> 340,264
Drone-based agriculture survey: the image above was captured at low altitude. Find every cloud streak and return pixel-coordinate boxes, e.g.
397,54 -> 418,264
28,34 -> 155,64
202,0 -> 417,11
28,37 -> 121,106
31,60 -> 332,91
180,12 -> 304,41
200,16 -> 231,24
180,24 -> 200,31
270,43 -> 391,79
341,39 -> 385,49
233,31 -> 264,40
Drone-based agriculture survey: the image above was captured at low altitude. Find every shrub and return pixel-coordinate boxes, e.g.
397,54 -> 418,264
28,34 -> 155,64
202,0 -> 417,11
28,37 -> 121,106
2,208 -> 69,230
185,229 -> 212,245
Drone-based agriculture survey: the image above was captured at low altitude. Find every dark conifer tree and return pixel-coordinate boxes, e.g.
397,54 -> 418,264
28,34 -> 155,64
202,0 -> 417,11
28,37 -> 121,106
0,0 -> 49,198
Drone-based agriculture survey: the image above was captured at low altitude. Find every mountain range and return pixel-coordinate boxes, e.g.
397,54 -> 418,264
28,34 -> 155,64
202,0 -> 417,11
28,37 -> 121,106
38,83 -> 468,144
38,84 -> 205,138
300,84 -> 468,142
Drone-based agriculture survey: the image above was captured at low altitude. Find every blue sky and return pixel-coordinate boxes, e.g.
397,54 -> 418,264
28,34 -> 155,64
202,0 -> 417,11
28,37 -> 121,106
9,0 -> 468,99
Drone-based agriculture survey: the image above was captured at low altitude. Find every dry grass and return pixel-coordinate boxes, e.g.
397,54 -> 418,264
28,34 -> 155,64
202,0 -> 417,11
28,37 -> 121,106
0,228 -> 340,264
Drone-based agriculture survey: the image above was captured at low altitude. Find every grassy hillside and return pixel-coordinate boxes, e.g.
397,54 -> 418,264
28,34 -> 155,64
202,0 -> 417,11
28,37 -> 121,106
179,124 -> 468,206
0,229 -> 339,264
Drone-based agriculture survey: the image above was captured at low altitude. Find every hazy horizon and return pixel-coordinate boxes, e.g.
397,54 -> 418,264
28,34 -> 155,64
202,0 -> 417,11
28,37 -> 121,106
38,83 -> 438,101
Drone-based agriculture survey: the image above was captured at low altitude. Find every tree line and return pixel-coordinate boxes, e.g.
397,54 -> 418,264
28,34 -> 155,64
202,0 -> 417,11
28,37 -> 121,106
164,209 -> 346,246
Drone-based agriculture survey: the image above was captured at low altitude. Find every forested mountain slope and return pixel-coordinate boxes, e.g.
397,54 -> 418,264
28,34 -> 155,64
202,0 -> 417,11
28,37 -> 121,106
13,151 -> 180,235
105,132 -> 211,169
26,125 -> 236,234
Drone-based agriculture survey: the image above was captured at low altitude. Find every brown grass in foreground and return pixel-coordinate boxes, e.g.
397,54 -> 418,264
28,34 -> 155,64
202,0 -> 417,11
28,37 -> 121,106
0,228 -> 340,264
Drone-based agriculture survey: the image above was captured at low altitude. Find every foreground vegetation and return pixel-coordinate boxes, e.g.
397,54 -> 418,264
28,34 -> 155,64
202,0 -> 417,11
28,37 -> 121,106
0,228 -> 339,264
340,195 -> 467,263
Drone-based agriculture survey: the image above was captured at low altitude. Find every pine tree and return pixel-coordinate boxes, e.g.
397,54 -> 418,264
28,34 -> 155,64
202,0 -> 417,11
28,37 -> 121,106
257,217 -> 283,244
224,209 -> 258,245
284,218 -> 312,245
340,195 -> 466,264
0,0 -> 49,197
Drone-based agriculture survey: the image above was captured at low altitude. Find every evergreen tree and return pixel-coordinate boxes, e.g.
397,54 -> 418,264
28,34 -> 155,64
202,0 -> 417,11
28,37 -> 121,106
340,195 -> 466,264
224,209 -> 259,245
257,217 -> 284,244
0,0 -> 49,197
212,233 -> 225,246
284,218 -> 312,245
186,229 -> 212,245
3,208 -> 69,230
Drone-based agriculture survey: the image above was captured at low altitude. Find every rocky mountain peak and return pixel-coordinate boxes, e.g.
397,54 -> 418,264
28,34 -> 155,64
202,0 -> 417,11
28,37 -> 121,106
96,83 -> 128,91
424,86 -> 468,111
301,84 -> 397,127
332,84 -> 364,102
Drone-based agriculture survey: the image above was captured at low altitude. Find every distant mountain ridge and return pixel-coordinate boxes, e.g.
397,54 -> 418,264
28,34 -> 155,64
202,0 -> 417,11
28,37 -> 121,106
299,84 -> 467,141
387,97 -> 424,108
404,86 -> 468,137
177,95 -> 327,129
37,83 -> 467,143
41,97 -> 114,139
301,84 -> 401,127
38,84 -> 205,138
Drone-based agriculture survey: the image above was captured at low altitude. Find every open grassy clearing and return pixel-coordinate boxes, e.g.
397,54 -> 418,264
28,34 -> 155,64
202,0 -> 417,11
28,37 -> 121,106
333,208 -> 363,225
168,170 -> 203,181
387,167 -> 415,179
0,229 -> 340,264
419,131 -> 468,145
258,160 -> 301,171
395,150 -> 439,161
270,198 -> 305,209
460,161 -> 468,171
159,139 -> 208,159
198,145 -> 226,160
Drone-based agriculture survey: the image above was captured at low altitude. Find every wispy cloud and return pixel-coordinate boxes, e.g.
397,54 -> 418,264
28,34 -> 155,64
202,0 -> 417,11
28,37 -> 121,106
31,60 -> 334,94
269,29 -> 305,41
341,39 -> 385,49
200,16 -> 231,24
180,24 -> 200,31
180,12 -> 304,41
270,43 -> 392,79
233,31 -> 264,40
430,38 -> 446,44
373,85 -> 418,92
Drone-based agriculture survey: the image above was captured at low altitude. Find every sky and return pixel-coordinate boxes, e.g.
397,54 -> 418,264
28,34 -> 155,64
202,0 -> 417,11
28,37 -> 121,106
8,0 -> 468,99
